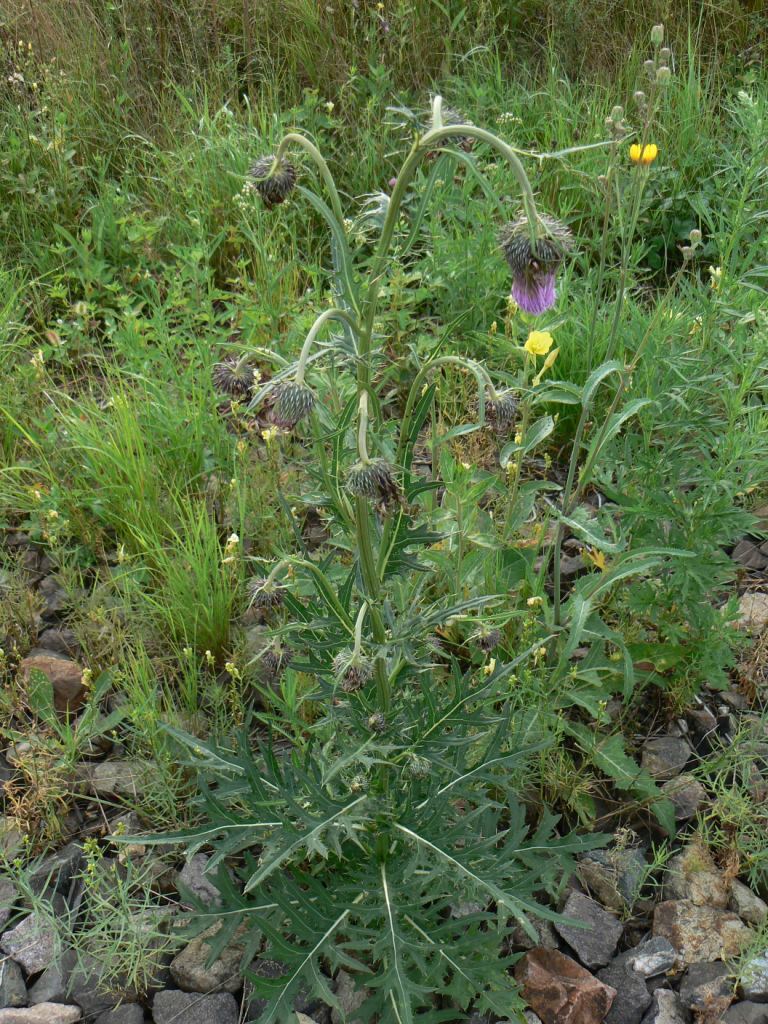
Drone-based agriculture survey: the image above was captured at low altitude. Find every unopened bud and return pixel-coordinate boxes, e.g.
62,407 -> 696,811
597,174 -> 608,187
651,23 -> 664,46
659,47 -> 671,62
689,228 -> 702,245
681,245 -> 694,261
610,105 -> 624,121
633,90 -> 647,108
644,59 -> 656,78
656,65 -> 671,84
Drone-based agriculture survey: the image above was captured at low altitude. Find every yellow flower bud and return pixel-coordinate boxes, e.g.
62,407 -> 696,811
629,143 -> 658,166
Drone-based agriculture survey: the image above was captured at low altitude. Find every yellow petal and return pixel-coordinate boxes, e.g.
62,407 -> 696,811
524,330 -> 554,356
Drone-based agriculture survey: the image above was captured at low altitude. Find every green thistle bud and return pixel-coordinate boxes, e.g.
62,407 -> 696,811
368,712 -> 386,733
212,356 -> 256,397
485,390 -> 517,434
349,774 -> 368,793
651,23 -> 664,46
272,381 -> 316,430
248,576 -> 285,610
346,458 -> 403,512
689,228 -> 702,246
333,649 -> 373,692
659,47 -> 671,62
250,155 -> 297,208
644,59 -> 656,78
656,65 -> 671,84
406,755 -> 430,780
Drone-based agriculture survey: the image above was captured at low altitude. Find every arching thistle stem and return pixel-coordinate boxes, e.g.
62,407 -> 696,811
274,132 -> 346,226
295,308 -> 360,385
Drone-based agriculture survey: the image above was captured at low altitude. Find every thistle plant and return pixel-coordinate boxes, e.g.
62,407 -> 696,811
133,96 -> 666,1021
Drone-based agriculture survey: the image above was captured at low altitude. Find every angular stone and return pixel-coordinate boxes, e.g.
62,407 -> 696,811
660,775 -> 706,822
679,961 -> 733,1013
174,856 -> 221,909
555,893 -> 624,968
577,849 -> 647,913
17,655 -> 86,716
27,952 -> 73,1006
665,845 -> 729,908
35,631 -> 80,658
1,911 -> 60,974
740,954 -> 768,1002
509,918 -> 559,952
623,937 -> 676,978
37,577 -> 71,621
738,593 -> 768,631
170,923 -> 245,993
152,991 -> 238,1024
515,948 -> 616,1024
0,878 -> 17,931
730,881 -> 768,927
641,738 -> 691,782
653,901 -> 750,965
639,989 -> 689,1024
732,539 -> 768,571
0,960 -> 27,1008
87,763 -> 143,799
0,1007 -> 82,1023
0,819 -> 23,859
94,1007 -> 144,1024
596,957 -> 652,1024
724,1003 -> 768,1024
28,844 -> 83,898
331,970 -> 369,1024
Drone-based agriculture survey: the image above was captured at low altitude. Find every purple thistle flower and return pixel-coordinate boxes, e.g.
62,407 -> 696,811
511,269 -> 557,315
499,214 -> 573,316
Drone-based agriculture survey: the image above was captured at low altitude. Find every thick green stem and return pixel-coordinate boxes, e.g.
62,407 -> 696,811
275,132 -> 346,226
357,391 -> 371,463
295,307 -> 359,384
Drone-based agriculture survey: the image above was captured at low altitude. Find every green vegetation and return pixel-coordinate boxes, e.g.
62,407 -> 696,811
1,1 -> 767,1019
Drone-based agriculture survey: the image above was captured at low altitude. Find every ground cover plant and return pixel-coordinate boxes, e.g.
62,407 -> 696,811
1,3 -> 768,1022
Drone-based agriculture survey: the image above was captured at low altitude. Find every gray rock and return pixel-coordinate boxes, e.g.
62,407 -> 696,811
37,577 -> 71,621
731,881 -> 768,927
639,988 -> 690,1023
169,923 -> 245,993
151,991 -> 238,1024
623,937 -> 676,978
653,901 -> 750,965
35,631 -> 79,658
0,1006 -> 82,1023
679,961 -> 733,1012
331,970 -> 369,1024
28,845 -> 83,898
27,952 -> 74,1006
660,775 -> 707,822
641,738 -> 691,781
1,911 -> 61,974
554,893 -> 624,968
0,819 -> 23,859
0,878 -> 17,931
86,762 -> 144,799
578,848 -> 647,912
508,918 -> 559,952
174,856 -> 221,909
0,960 -> 27,1008
740,954 -> 768,1002
665,845 -> 728,908
597,958 -> 652,1024
94,1007 -> 145,1023
724,1003 -> 768,1024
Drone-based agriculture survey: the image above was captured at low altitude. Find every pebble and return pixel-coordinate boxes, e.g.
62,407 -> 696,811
641,737 -> 691,781
730,880 -> 768,927
724,1003 -> 768,1023
679,961 -> 733,1013
0,960 -> 27,1009
86,762 -> 143,799
740,953 -> 768,1002
660,774 -> 707,821
554,892 -> 624,968
16,654 -> 86,716
174,855 -> 221,909
577,848 -> 647,913
665,844 -> 729,908
653,900 -> 750,965
1,910 -> 61,974
596,957 -> 651,1024
515,948 -> 617,1024
622,937 -> 677,979
169,923 -> 245,993
639,989 -> 688,1024
152,991 -> 238,1024
0,1007 -> 82,1024
28,844 -> 83,898
737,592 -> 768,630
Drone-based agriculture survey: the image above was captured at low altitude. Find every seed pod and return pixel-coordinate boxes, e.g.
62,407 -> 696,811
271,381 -> 316,429
250,155 -> 297,208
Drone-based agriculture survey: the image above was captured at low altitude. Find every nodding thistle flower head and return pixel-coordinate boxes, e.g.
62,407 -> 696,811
248,576 -> 285,610
333,649 -> 374,693
212,355 -> 256,397
346,458 -> 403,512
429,105 -> 474,152
260,643 -> 292,682
499,214 -> 573,316
250,155 -> 297,208
485,389 -> 517,434
474,628 -> 502,654
271,381 -> 316,430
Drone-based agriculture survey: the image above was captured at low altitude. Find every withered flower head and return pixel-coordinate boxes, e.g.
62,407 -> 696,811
250,155 -> 297,208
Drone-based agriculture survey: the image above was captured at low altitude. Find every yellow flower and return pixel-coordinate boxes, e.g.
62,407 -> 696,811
708,265 -> 722,290
629,143 -> 658,166
261,426 -> 279,444
532,347 -> 559,386
483,658 -> 496,676
524,330 -> 554,357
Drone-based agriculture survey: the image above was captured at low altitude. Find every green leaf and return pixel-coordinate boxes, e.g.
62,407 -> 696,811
26,668 -> 57,727
499,416 -> 554,467
581,360 -> 623,407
